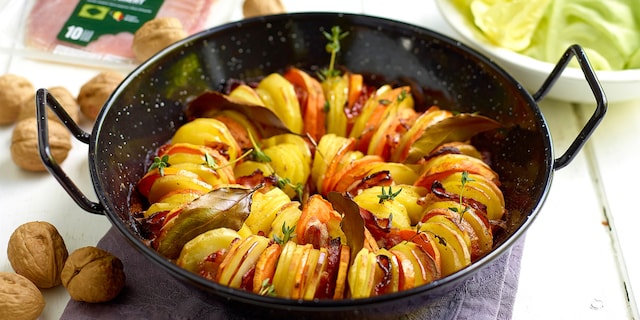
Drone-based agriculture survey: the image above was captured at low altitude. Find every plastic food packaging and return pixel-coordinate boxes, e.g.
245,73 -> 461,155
0,0 -> 236,69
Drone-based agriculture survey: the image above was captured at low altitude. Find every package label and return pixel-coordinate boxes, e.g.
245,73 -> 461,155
57,0 -> 164,47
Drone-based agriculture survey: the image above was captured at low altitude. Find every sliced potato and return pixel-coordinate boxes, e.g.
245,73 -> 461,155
177,228 -> 241,272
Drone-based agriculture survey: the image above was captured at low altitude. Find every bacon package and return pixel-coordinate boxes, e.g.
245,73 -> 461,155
22,0 -> 232,65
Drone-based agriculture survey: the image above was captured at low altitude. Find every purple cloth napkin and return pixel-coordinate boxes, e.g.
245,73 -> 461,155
62,227 -> 524,320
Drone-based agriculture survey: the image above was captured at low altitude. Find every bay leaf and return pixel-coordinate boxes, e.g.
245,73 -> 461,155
328,191 -> 364,266
154,186 -> 256,259
185,90 -> 290,137
405,113 -> 501,163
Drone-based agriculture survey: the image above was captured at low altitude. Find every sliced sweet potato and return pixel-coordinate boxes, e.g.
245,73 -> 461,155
252,242 -> 282,294
328,154 -> 385,195
320,137 -> 355,195
333,244 -> 351,299
284,67 -> 327,142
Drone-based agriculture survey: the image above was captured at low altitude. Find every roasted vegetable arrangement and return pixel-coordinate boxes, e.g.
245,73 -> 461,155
132,28 -> 506,300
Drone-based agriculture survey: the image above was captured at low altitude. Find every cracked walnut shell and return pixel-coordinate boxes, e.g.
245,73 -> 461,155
0,272 -> 45,320
61,246 -> 126,303
7,221 -> 68,289
11,117 -> 71,171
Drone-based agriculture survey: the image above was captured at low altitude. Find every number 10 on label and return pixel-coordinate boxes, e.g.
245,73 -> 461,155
64,26 -> 94,42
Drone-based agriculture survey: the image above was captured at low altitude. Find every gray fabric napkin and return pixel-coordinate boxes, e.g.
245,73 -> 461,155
62,227 -> 524,320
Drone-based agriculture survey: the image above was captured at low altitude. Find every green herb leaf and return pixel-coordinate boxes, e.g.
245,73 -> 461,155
258,278 -> 276,296
461,170 -> 474,185
378,99 -> 392,105
203,152 -> 217,168
456,171 -> 475,222
248,131 -> 271,163
149,155 -> 170,176
377,186 -> 403,204
274,222 -> 295,245
276,177 -> 290,189
275,177 -> 304,200
293,183 -> 304,201
204,149 -> 253,171
397,89 -> 408,102
320,26 -> 349,79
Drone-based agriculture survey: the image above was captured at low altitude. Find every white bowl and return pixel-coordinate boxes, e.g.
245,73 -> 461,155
435,0 -> 640,104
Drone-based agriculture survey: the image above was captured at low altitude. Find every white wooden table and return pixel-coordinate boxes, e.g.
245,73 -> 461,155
0,1 -> 637,319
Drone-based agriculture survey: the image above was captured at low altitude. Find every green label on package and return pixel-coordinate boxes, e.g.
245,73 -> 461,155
56,0 -> 164,47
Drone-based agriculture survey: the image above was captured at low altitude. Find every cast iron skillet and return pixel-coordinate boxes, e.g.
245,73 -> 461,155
36,13 -> 606,319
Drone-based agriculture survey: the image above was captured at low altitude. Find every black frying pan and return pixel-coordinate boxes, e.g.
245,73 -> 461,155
36,12 -> 606,319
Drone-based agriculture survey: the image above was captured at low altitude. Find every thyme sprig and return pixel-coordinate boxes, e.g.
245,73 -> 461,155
449,171 -> 474,222
203,149 -> 252,170
397,89 -> 408,102
273,222 -> 295,245
276,177 -> 304,200
377,186 -> 403,204
320,26 -> 349,79
248,131 -> 271,163
148,155 -> 170,176
258,279 -> 276,296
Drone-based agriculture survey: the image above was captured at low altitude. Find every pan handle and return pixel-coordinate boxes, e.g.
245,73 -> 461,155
36,88 -> 105,215
532,44 -> 607,170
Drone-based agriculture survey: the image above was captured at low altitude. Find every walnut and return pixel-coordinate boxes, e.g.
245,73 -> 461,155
132,17 -> 187,62
17,86 -> 80,124
0,272 -> 45,320
7,221 -> 68,289
61,246 -> 126,303
243,0 -> 286,18
0,74 -> 34,125
77,71 -> 124,121
10,117 -> 72,171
